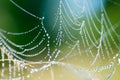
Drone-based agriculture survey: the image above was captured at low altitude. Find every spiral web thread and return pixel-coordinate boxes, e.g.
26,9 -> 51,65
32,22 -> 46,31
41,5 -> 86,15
0,0 -> 120,79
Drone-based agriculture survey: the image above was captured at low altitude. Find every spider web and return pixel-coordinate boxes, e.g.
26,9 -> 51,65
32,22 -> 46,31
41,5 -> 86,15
0,0 -> 120,80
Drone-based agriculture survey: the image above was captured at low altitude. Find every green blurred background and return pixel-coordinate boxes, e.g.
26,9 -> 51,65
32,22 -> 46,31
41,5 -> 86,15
0,0 -> 120,80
